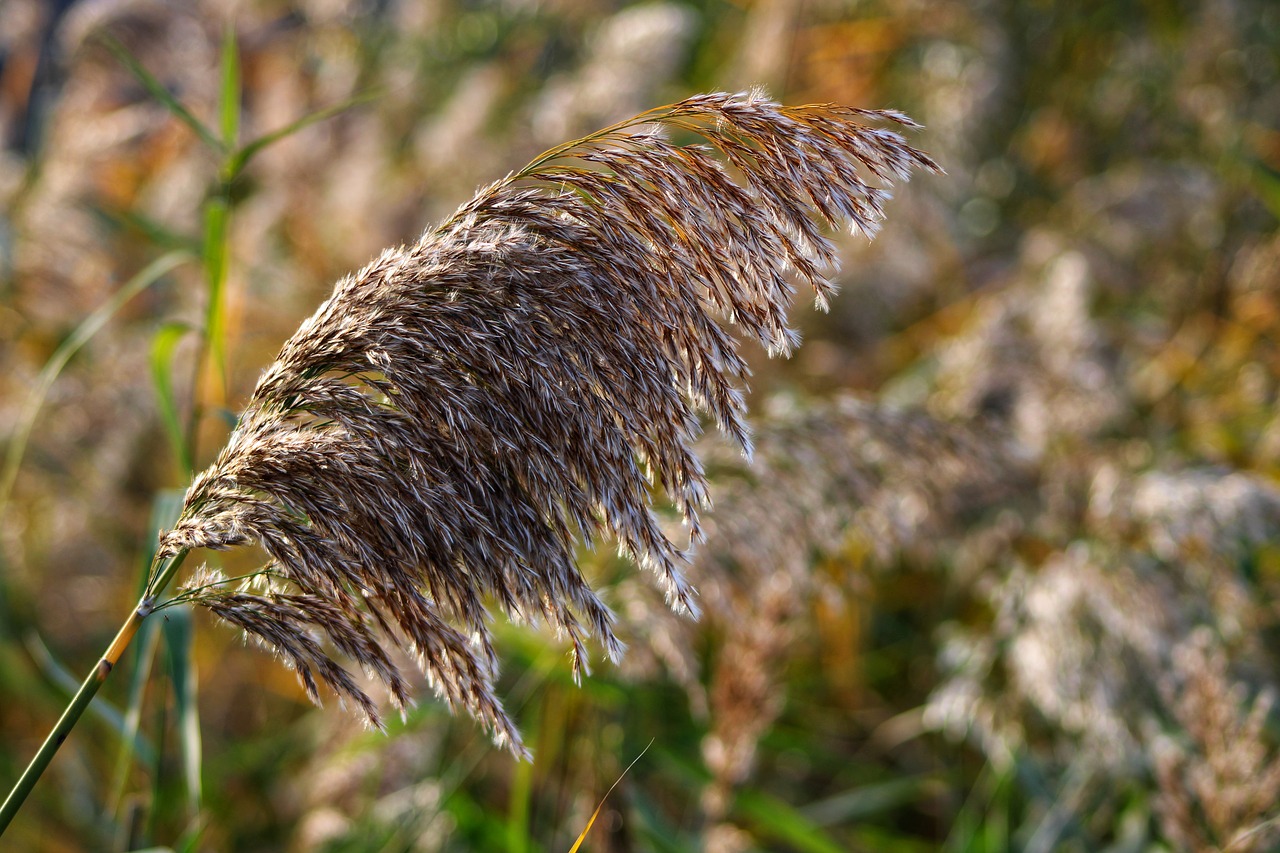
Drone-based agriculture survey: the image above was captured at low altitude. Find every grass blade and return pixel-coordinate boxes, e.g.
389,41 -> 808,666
162,606 -> 202,820
507,751 -> 533,853
800,775 -> 934,825
227,90 -> 379,179
199,196 -> 230,408
0,251 -> 191,510
88,205 -> 203,255
734,790 -> 849,853
99,36 -> 224,154
568,740 -> 652,853
218,27 -> 240,151
151,323 -> 196,475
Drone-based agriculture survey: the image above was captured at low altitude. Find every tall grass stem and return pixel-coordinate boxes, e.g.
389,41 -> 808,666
0,550 -> 189,837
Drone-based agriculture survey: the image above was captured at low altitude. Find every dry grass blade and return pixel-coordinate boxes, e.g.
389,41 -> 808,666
568,739 -> 654,852
158,90 -> 938,754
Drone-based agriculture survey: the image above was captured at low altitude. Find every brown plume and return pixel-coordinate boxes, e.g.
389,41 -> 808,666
158,91 -> 938,754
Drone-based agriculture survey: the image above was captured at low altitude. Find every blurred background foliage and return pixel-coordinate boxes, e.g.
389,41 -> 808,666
2,0 -> 1280,850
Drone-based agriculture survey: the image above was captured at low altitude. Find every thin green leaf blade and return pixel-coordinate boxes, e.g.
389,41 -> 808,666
218,27 -> 240,151
800,775 -> 933,825
145,489 -> 188,571
99,36 -> 223,153
163,606 -> 202,820
229,90 -> 380,178
201,196 -> 230,398
507,751 -> 533,853
0,251 -> 191,510
151,323 -> 196,475
88,205 -> 203,255
734,790 -> 848,853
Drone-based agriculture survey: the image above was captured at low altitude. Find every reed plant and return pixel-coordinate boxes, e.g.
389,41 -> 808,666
0,77 -> 936,841
7,3 -> 1280,849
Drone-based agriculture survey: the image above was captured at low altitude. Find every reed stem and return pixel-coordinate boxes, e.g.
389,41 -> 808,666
0,550 -> 188,838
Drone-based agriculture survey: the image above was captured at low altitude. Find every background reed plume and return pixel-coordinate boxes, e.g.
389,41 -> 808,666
156,91 -> 937,753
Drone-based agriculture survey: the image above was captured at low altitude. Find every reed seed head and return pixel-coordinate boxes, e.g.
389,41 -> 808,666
159,91 -> 938,754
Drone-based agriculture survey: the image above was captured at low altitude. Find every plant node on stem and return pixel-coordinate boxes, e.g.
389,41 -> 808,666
0,550 -> 189,837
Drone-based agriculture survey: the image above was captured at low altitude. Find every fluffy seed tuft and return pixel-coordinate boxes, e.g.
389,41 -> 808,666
161,92 -> 938,753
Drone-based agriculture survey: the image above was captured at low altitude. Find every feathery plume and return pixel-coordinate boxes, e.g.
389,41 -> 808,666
158,91 -> 938,753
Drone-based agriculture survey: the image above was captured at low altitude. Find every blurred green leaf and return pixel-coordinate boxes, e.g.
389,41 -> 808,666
630,787 -> 699,853
88,206 -> 202,255
0,251 -> 191,510
507,748 -> 532,853
984,769 -> 1009,853
446,788 -> 511,849
801,775 -> 934,825
945,762 -> 989,853
218,28 -> 240,151
850,826 -> 938,853
108,617 -> 161,820
100,36 -> 224,154
162,606 -> 202,820
144,490 -> 188,571
735,789 -> 849,853
200,195 -> 230,400
1249,161 -> 1280,223
226,90 -> 380,180
151,323 -> 196,476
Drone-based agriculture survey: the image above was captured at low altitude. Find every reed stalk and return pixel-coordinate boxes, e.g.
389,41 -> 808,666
0,551 -> 188,834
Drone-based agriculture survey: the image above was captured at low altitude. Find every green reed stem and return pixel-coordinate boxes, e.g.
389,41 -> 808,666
0,549 -> 189,838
